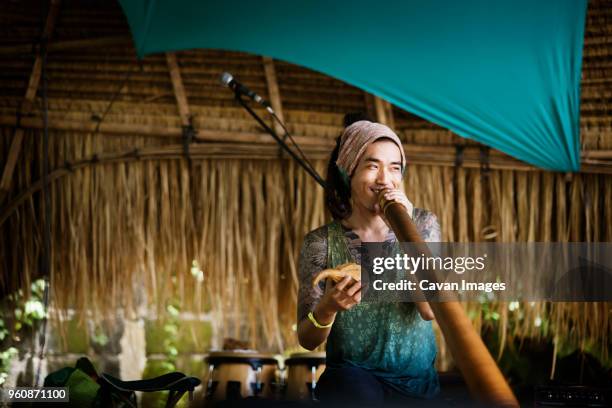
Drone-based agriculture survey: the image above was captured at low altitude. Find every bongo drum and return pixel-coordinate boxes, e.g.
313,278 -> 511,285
203,351 -> 278,405
284,352 -> 326,400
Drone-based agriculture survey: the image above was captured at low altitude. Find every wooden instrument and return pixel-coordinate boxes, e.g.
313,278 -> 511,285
379,193 -> 519,407
202,351 -> 279,405
284,352 -> 326,400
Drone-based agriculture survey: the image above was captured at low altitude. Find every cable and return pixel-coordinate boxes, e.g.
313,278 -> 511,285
268,110 -> 322,183
34,31 -> 51,389
93,65 -> 137,134
235,94 -> 326,188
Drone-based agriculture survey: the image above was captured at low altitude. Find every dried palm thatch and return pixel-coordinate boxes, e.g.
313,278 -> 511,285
0,127 -> 329,352
0,124 -> 610,371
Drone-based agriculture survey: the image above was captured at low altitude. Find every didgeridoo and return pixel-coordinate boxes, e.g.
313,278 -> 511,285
379,192 -> 519,407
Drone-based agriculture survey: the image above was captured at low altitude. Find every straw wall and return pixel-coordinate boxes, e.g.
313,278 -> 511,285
1,133 -> 610,360
0,0 -> 610,367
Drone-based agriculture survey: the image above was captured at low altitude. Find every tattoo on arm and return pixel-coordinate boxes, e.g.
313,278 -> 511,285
415,209 -> 442,243
297,228 -> 327,322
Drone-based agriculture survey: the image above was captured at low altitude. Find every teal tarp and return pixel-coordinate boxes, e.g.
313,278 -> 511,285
119,0 -> 587,171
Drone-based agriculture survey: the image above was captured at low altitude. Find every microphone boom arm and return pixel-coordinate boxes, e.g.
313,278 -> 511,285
234,92 -> 327,189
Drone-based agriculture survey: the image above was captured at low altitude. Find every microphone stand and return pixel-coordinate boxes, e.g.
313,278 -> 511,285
233,92 -> 327,189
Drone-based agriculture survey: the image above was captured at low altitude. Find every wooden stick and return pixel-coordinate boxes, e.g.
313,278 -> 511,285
1,115 -> 611,174
374,96 -> 388,125
582,150 -> 612,159
384,100 -> 396,130
0,0 -> 60,203
262,56 -> 285,137
0,115 -> 326,145
363,93 -> 377,120
0,36 -> 129,55
165,52 -> 192,127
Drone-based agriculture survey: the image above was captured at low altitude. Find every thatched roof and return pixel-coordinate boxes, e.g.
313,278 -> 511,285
0,0 -> 610,172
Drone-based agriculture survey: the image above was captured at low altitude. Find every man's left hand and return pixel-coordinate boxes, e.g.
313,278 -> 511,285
380,189 -> 413,218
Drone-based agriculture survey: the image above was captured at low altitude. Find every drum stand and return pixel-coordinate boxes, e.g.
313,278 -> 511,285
306,365 -> 318,400
249,367 -> 264,396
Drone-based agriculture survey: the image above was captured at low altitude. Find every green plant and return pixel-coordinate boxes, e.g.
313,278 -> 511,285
0,279 -> 47,386
0,347 -> 18,385
91,325 -> 109,347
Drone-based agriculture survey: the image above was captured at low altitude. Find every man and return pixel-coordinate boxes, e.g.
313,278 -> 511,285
297,119 -> 441,407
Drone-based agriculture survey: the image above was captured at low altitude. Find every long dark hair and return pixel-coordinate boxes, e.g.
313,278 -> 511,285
325,112 -> 373,220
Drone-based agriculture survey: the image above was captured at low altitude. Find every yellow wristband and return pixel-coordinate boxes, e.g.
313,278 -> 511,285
308,311 -> 334,329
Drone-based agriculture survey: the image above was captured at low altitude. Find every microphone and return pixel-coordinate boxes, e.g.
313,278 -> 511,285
220,72 -> 273,111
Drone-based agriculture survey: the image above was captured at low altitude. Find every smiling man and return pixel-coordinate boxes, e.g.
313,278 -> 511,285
296,118 -> 441,407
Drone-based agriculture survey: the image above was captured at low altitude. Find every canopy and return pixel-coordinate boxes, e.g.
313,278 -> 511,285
118,0 -> 587,171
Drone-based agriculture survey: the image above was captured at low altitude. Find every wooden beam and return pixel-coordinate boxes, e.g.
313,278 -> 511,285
373,95 -> 397,129
262,56 -> 286,137
384,100 -> 396,130
374,96 -> 388,125
0,0 -> 60,203
0,115 -> 332,146
0,36 -> 128,55
358,89 -> 398,132
363,93 -> 377,120
165,52 -> 192,127
582,150 -> 612,159
1,115 -> 610,174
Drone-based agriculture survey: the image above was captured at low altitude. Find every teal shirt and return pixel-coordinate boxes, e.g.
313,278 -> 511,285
297,209 -> 441,398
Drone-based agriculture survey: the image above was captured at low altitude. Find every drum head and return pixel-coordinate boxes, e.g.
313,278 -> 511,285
285,352 -> 326,366
206,351 -> 279,369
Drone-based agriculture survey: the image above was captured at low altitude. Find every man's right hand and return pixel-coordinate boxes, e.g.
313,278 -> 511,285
298,275 -> 361,350
313,275 -> 362,324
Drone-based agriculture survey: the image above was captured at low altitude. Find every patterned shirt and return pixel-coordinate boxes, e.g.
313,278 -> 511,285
297,208 -> 441,398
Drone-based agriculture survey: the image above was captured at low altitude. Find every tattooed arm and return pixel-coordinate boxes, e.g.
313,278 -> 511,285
412,209 -> 442,321
414,208 -> 442,243
296,227 -> 333,350
296,225 -> 363,349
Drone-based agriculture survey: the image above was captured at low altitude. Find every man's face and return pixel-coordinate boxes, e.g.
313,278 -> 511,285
350,139 -> 403,212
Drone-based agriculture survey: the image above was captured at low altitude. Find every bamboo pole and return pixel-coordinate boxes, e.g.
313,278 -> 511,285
2,116 -> 611,173
384,100 -> 396,130
0,0 -> 61,204
0,116 -> 329,146
262,56 -> 285,137
374,96 -> 389,125
582,150 -> 612,159
165,52 -> 192,127
1,118 -> 611,175
0,36 -> 129,55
